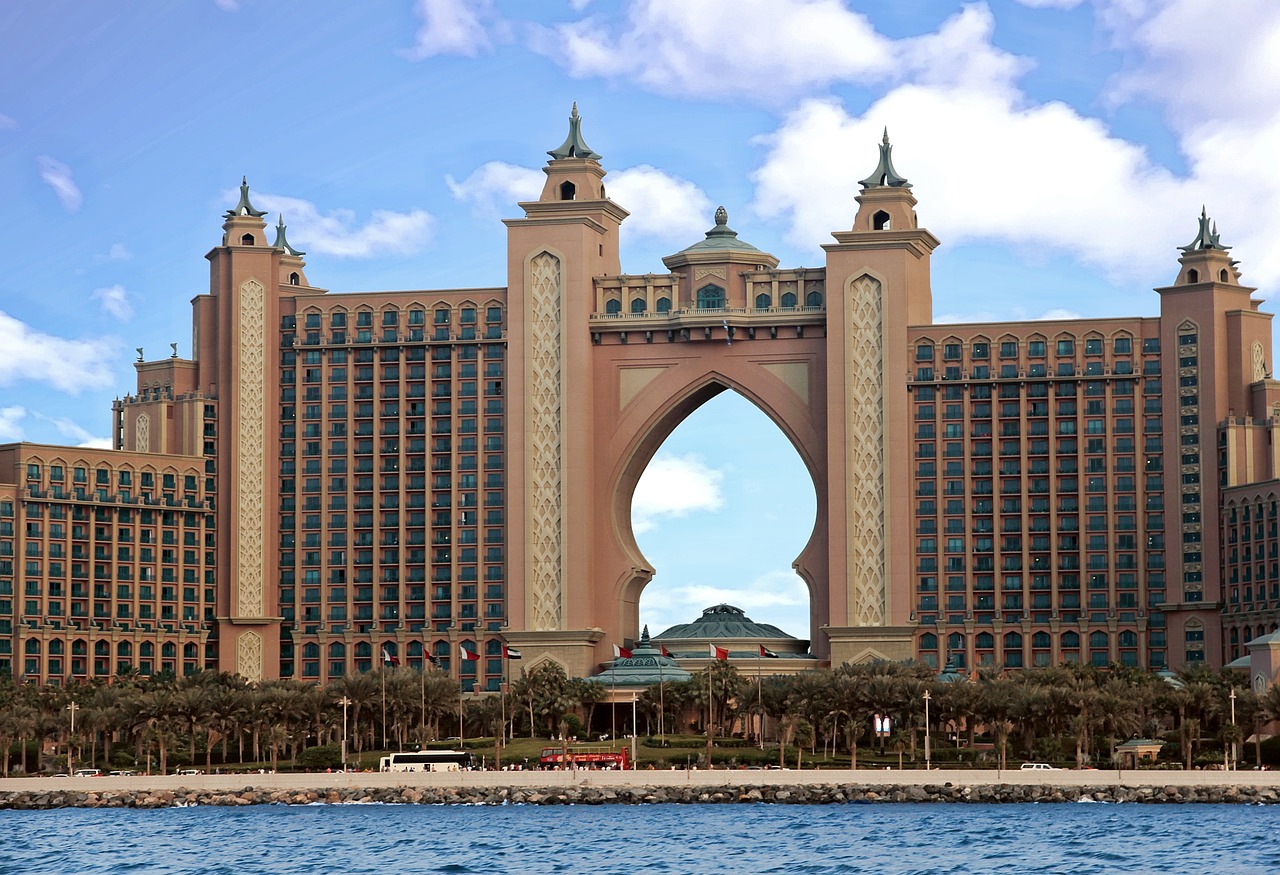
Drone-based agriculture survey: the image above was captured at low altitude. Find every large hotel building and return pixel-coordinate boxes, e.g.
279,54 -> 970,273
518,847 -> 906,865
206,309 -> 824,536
3,109 -> 1279,688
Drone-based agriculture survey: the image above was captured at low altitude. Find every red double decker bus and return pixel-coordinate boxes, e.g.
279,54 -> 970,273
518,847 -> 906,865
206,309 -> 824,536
539,745 -> 631,770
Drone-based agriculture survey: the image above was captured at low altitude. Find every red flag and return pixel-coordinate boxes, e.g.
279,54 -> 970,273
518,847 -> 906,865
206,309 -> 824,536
381,645 -> 400,667
709,644 -> 729,660
660,644 -> 672,658
502,645 -> 522,660
613,643 -> 632,659
758,644 -> 778,658
459,644 -> 479,661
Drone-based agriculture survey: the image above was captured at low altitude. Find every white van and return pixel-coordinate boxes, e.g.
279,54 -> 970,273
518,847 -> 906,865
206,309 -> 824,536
72,768 -> 102,777
1019,762 -> 1058,771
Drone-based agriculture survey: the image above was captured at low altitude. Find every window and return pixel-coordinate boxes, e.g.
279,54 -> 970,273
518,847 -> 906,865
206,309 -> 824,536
696,285 -> 725,310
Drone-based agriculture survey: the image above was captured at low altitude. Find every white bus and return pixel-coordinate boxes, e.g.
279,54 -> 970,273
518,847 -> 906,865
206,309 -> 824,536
379,750 -> 476,773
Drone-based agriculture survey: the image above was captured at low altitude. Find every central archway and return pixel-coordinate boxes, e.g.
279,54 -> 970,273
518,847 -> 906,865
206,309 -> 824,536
630,391 -> 818,642
596,353 -> 830,653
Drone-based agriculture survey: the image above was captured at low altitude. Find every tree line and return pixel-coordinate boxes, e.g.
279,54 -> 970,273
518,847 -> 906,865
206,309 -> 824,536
2,660 -> 1278,774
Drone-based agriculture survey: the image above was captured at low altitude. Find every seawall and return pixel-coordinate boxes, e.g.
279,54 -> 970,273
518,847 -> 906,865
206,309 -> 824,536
3,769 -> 1280,808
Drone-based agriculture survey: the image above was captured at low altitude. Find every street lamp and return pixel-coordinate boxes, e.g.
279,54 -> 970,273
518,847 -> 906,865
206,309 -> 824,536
338,696 -> 352,771
1229,687 -> 1237,771
922,689 -> 932,771
65,701 -> 79,776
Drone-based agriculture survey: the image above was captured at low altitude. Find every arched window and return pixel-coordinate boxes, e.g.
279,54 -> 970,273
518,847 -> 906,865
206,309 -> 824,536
1090,630 -> 1108,649
1031,631 -> 1050,648
240,234 -> 254,245
559,181 -> 576,201
1062,631 -> 1080,648
329,642 -> 346,659
117,641 -> 132,657
605,298 -> 621,315
696,284 -> 725,310
976,632 -> 994,649
655,297 -> 671,313
183,642 -> 197,659
354,642 -> 372,658
780,291 -> 797,308
755,292 -> 771,309
630,297 -> 646,314
303,642 -> 320,659
1220,268 -> 1230,282
140,642 -> 154,658
805,290 -> 823,307
289,272 -> 300,285
94,640 -> 108,657
162,642 -> 176,658
24,639 -> 40,655
1187,268 -> 1199,283
873,210 -> 891,230
920,632 -> 938,650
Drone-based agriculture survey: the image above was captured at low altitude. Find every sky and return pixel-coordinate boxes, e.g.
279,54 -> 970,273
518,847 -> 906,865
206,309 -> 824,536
4,0 -> 1280,642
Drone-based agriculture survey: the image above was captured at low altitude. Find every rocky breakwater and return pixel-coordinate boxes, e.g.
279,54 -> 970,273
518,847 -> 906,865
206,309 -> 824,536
2,782 -> 1279,809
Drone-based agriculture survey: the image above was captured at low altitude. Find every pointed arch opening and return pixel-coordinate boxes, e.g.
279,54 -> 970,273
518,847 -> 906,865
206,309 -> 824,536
625,389 -> 817,644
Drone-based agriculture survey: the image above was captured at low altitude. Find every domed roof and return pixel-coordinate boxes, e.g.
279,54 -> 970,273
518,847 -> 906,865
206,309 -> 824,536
653,604 -> 796,641
675,207 -> 763,255
592,627 -> 690,687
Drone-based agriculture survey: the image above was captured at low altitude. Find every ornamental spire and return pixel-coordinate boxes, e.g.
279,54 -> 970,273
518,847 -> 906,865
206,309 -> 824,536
858,127 -> 911,189
272,215 -> 305,256
224,176 -> 267,219
547,102 -> 602,161
1179,205 -> 1231,253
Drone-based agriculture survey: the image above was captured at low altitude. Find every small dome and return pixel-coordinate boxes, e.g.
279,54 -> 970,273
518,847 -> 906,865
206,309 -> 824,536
674,207 -> 764,255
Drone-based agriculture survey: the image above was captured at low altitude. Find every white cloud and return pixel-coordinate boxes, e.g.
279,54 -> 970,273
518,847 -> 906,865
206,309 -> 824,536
0,311 -> 117,393
447,160 -> 713,244
0,112 -> 16,130
446,161 -> 544,213
1012,0 -> 1084,8
213,0 -> 239,10
246,192 -> 434,258
37,155 -> 82,212
31,413 -> 111,448
91,284 -> 133,321
0,407 -> 26,442
99,243 -> 131,262
631,453 -> 724,534
606,165 -> 715,241
751,91 -> 1198,287
536,2 -> 1024,105
400,0 -> 496,60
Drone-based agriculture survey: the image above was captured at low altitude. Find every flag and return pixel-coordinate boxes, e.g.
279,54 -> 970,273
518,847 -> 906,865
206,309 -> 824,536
503,645 -> 522,660
660,644 -> 672,658
613,644 -> 632,659
709,644 -> 729,660
459,644 -> 479,661
425,652 -> 440,667
381,645 -> 400,667
758,644 -> 778,658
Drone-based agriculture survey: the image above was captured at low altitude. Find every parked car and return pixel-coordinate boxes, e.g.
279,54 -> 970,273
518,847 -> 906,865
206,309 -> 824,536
1019,762 -> 1058,771
72,768 -> 102,777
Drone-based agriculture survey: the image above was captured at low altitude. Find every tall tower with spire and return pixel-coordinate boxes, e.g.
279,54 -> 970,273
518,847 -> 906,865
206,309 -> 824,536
822,130 -> 939,664
502,106 -> 629,675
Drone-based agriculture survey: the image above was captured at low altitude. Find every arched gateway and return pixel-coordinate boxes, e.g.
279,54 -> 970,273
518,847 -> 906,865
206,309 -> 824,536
500,112 -> 939,676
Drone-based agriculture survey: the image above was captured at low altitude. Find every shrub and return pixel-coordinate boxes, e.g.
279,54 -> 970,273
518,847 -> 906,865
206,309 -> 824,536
297,743 -> 343,771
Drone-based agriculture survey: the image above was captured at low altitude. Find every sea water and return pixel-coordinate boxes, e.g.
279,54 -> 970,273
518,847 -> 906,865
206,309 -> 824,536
1,803 -> 1277,874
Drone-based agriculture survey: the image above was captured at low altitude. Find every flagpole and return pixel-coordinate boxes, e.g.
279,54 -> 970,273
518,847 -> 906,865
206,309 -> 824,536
757,648 -> 763,750
705,644 -> 713,768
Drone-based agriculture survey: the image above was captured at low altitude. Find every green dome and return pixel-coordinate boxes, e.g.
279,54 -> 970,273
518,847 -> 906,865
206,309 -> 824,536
592,627 -> 690,687
675,207 -> 763,255
654,604 -> 795,641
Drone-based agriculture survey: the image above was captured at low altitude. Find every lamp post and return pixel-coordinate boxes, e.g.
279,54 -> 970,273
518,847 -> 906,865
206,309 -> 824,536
338,696 -> 351,772
1229,687 -> 1237,771
65,701 -> 79,775
631,693 -> 638,770
922,689 -> 932,771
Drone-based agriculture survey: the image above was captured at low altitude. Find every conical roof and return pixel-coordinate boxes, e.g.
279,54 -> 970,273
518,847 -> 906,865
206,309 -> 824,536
593,627 -> 690,687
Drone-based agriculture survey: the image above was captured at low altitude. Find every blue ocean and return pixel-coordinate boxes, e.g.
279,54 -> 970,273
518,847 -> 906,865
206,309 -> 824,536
2,803 -> 1277,874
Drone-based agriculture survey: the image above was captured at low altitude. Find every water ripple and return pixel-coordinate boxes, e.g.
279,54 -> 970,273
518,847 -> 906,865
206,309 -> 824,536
0,804 -> 1278,874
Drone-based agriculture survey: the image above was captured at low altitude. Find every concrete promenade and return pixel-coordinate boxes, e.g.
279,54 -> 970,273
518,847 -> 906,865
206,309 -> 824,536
6,766 -> 1280,796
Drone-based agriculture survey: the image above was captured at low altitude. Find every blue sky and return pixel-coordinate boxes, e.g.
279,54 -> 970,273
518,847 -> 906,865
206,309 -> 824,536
3,0 -> 1280,641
